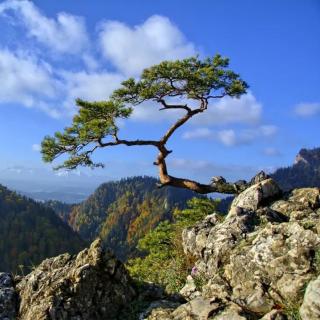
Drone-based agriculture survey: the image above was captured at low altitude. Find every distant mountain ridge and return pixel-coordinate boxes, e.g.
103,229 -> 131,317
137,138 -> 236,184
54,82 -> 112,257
0,166 -> 109,203
294,147 -> 320,166
271,147 -> 320,191
0,184 -> 86,273
67,176 -> 197,261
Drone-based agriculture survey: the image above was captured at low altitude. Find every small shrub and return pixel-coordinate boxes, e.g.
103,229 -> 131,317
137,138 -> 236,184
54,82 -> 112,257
191,268 -> 207,291
127,197 -> 220,294
315,248 -> 320,275
116,299 -> 150,320
284,303 -> 302,320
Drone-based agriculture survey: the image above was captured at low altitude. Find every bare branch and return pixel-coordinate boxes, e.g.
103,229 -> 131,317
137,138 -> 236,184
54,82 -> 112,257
206,93 -> 227,99
158,99 -> 191,112
98,138 -> 159,148
155,147 -> 249,194
160,106 -> 204,145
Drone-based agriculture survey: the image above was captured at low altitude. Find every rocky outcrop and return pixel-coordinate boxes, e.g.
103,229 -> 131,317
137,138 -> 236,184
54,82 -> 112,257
230,178 -> 281,211
6,239 -> 135,320
294,148 -> 320,167
147,180 -> 320,319
1,178 -> 320,319
0,273 -> 17,319
272,147 -> 320,191
225,222 -> 318,311
300,275 -> 320,320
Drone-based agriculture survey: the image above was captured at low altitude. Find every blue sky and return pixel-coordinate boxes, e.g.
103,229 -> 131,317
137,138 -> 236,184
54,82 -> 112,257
0,0 -> 319,191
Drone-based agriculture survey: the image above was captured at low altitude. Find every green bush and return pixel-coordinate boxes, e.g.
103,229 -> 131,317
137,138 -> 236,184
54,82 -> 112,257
127,197 -> 221,293
315,248 -> 320,275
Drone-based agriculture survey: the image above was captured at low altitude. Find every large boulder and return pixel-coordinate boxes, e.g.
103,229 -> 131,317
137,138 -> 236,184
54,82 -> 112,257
144,297 -> 252,320
140,300 -> 181,320
203,207 -> 258,277
16,239 -> 136,320
231,178 -> 281,212
182,207 -> 258,271
271,188 -> 320,222
259,310 -> 287,320
0,273 -> 17,320
179,184 -> 320,319
300,275 -> 320,320
170,296 -> 222,320
182,213 -> 220,258
224,222 -> 319,313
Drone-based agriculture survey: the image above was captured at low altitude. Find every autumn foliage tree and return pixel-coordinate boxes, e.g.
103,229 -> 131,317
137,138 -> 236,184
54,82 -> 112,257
41,55 -> 249,194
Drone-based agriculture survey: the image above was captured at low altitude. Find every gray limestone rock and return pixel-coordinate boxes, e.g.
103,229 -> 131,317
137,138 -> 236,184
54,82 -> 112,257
271,188 -> 320,222
16,239 -> 136,320
179,185 -> 320,319
259,309 -> 287,320
231,178 -> 281,211
0,273 -> 17,320
300,275 -> 320,320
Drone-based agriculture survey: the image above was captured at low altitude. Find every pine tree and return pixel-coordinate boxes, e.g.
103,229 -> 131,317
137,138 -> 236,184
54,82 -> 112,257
42,55 -> 248,194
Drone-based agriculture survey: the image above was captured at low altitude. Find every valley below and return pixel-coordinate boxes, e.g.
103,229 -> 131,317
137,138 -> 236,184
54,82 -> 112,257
0,148 -> 320,319
0,172 -> 319,319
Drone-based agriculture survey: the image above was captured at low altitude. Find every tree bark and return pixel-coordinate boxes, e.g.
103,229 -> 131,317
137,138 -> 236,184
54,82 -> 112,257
96,100 -> 253,195
155,145 -> 248,194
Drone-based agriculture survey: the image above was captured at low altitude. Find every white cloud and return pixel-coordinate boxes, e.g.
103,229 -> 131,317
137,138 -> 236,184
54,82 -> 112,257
0,49 -> 58,107
263,147 -> 281,156
32,144 -> 41,152
216,125 -> 277,146
182,125 -> 278,147
217,129 -> 238,146
61,71 -> 124,103
259,125 -> 278,137
182,128 -> 213,139
0,48 -> 125,118
82,54 -> 100,71
191,93 -> 262,126
56,70 -> 124,117
169,158 -> 213,171
131,92 -> 262,127
99,15 -> 196,76
0,0 -> 89,54
0,2 -> 265,129
0,3 -> 198,118
131,101 -> 187,123
294,102 -> 320,117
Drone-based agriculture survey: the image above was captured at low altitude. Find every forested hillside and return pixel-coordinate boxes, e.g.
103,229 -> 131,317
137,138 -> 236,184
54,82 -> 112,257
0,184 -> 85,273
272,147 -> 320,191
44,200 -> 73,223
68,176 -> 197,260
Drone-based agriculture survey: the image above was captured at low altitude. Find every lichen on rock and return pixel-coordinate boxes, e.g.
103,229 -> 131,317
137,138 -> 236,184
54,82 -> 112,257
300,275 -> 320,320
0,273 -> 17,320
167,181 -> 320,319
17,239 -> 136,320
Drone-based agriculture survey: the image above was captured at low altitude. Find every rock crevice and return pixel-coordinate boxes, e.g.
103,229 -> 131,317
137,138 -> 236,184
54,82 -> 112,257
145,181 -> 320,319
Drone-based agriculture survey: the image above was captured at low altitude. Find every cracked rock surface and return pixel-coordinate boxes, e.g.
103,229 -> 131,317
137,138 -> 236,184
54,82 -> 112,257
0,273 -> 17,320
145,181 -> 320,319
17,239 -> 136,320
